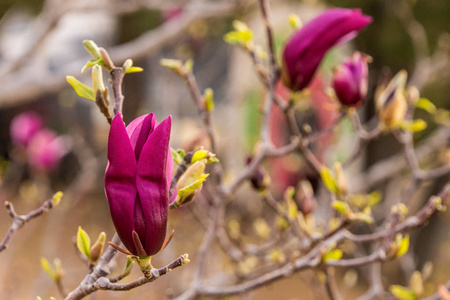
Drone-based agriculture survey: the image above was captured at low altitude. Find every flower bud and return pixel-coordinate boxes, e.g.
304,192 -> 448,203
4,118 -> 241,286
332,52 -> 369,107
281,9 -> 372,91
295,180 -> 316,215
83,40 -> 101,59
89,232 -> 106,266
174,160 -> 209,206
105,113 -> 173,257
376,70 -> 408,129
246,157 -> 271,192
92,65 -> 105,94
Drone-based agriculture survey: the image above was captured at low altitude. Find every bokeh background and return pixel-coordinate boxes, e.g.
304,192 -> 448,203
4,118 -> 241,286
0,0 -> 449,299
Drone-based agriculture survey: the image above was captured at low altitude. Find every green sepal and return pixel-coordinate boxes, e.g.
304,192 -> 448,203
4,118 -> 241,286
124,256 -> 134,274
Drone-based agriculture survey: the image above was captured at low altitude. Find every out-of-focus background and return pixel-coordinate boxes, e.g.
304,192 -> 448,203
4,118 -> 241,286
0,0 -> 449,299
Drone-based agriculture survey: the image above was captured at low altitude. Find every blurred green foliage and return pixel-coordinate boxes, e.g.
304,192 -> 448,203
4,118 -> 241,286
0,0 -> 44,19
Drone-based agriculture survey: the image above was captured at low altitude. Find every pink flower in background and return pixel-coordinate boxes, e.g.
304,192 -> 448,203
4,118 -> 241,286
27,129 -> 69,172
10,112 -> 43,147
281,8 -> 372,91
333,52 -> 369,107
105,113 -> 173,257
163,6 -> 183,22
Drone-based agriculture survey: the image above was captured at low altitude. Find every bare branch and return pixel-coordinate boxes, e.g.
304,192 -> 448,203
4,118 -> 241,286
0,196 -> 59,252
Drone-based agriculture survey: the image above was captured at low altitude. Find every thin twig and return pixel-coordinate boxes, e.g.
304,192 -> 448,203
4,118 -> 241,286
324,268 -> 342,300
0,197 -> 58,252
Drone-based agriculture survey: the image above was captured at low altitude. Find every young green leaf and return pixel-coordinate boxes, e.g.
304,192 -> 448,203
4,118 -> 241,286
320,167 -> 339,194
332,200 -> 350,216
125,66 -> 144,74
40,257 -> 56,280
191,149 -> 209,163
390,285 -> 416,300
183,59 -> 193,72
66,76 -> 95,101
177,174 -> 209,199
171,147 -> 183,164
52,191 -> 63,206
81,58 -> 103,73
416,98 -> 436,114
323,249 -> 343,262
160,58 -> 183,73
396,235 -> 410,258
288,14 -> 302,30
77,226 -> 91,259
399,119 -> 427,132
204,88 -> 215,112
368,191 -> 382,206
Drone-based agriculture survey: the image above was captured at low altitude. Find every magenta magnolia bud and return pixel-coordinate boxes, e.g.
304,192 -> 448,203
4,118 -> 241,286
332,52 -> 368,107
10,111 -> 43,147
281,8 -> 372,91
105,113 -> 173,257
27,129 -> 69,172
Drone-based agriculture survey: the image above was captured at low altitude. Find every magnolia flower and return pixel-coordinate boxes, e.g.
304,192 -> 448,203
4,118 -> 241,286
27,129 -> 69,172
10,111 -> 43,147
105,113 -> 173,257
281,8 -> 372,91
333,52 -> 369,107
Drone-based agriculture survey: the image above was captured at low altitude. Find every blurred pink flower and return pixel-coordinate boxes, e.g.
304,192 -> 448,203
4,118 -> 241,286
281,8 -> 372,91
163,6 -> 183,22
27,129 -> 69,172
333,52 -> 369,107
10,112 -> 43,147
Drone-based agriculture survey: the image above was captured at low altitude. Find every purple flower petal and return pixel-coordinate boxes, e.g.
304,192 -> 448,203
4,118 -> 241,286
135,116 -> 172,255
132,114 -> 156,161
105,113 -> 138,254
